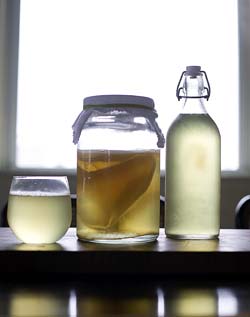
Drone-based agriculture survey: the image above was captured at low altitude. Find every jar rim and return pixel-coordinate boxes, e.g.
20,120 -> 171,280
83,95 -> 155,109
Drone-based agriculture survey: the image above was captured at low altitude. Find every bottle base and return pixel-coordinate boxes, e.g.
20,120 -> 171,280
166,233 -> 219,240
77,233 -> 158,244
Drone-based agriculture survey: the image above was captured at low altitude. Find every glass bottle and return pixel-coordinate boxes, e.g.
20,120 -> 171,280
165,66 -> 221,239
72,95 -> 164,244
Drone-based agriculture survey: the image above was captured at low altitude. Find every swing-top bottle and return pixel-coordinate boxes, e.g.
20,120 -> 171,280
165,66 -> 221,239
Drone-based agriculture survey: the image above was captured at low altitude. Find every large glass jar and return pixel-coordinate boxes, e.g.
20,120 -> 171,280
72,95 -> 164,244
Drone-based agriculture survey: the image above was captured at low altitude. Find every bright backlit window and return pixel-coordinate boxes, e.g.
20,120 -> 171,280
17,0 -> 239,170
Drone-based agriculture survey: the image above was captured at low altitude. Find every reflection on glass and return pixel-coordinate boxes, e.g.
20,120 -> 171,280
69,290 -> 77,316
218,288 -> 238,316
12,242 -> 63,251
9,290 -> 69,317
175,239 -> 219,252
157,288 -> 165,317
1,282 -> 242,317
76,283 -> 158,316
77,296 -> 157,316
170,289 -> 217,317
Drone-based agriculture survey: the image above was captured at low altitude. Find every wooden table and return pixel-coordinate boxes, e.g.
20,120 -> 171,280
1,228 -> 250,316
0,228 -> 250,275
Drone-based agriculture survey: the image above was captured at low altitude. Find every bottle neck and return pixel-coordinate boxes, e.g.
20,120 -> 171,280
181,74 -> 207,114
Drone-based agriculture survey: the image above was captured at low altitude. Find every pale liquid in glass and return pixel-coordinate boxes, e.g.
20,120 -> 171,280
7,194 -> 72,243
165,114 -> 220,239
77,149 -> 160,243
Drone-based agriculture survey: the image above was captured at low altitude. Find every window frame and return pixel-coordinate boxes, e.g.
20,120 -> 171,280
238,0 -> 250,177
0,0 -> 19,170
0,0 -> 248,177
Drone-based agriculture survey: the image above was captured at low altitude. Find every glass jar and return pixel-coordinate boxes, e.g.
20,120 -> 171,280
72,95 -> 164,244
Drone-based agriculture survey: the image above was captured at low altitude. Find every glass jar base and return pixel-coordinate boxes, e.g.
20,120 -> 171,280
77,234 -> 158,244
166,233 -> 219,240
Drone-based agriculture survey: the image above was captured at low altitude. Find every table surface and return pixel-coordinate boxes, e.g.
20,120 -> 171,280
1,228 -> 250,275
0,276 -> 249,317
1,228 -> 250,316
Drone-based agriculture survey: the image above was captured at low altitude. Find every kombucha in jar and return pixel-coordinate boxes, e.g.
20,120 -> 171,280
77,149 -> 160,243
72,95 -> 165,244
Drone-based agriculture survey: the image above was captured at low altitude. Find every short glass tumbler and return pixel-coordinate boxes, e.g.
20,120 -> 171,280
7,176 -> 72,244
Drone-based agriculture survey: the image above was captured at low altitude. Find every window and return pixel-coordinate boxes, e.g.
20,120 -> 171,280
14,1 -> 239,171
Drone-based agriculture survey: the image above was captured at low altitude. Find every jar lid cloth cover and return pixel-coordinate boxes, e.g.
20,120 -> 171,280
72,94 -> 165,148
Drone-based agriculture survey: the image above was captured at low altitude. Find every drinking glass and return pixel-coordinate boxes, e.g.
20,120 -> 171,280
7,176 -> 72,244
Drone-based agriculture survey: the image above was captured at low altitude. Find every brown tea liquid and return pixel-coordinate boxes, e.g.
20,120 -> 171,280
77,149 -> 160,242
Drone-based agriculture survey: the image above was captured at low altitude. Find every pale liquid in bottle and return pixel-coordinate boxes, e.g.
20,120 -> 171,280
7,194 -> 72,243
165,114 -> 220,238
77,149 -> 160,243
